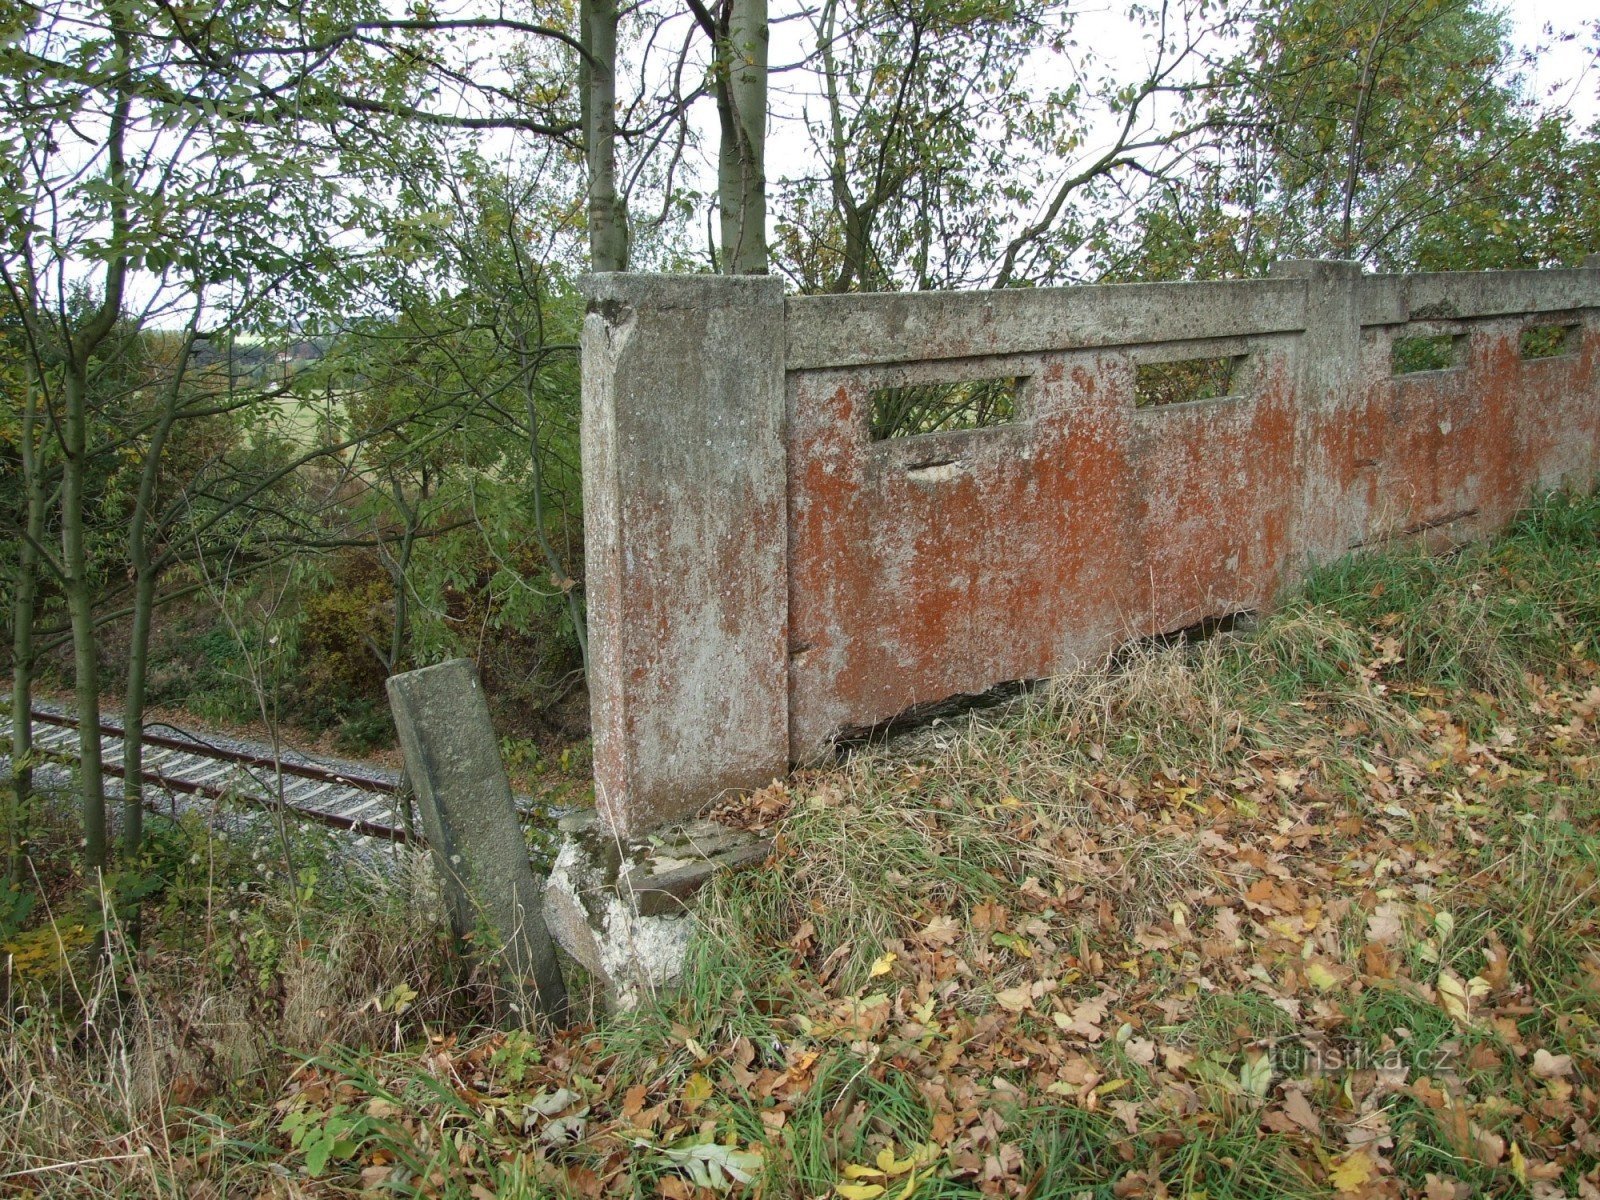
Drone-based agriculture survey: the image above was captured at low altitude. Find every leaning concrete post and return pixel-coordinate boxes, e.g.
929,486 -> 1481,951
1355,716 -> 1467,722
580,274 -> 789,836
386,659 -> 568,1025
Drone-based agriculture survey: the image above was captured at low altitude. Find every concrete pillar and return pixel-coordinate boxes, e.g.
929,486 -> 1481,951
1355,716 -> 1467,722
580,273 -> 789,837
386,659 -> 568,1024
1269,259 -> 1366,567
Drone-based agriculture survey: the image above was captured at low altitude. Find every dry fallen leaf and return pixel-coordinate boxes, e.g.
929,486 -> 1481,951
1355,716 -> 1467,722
917,915 -> 960,946
1123,1037 -> 1156,1066
1367,904 -> 1405,944
1282,1088 -> 1320,1134
994,985 -> 1033,1013
1530,1048 -> 1573,1079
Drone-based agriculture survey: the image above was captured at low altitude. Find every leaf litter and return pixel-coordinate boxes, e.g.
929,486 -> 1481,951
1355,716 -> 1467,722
256,497 -> 1600,1199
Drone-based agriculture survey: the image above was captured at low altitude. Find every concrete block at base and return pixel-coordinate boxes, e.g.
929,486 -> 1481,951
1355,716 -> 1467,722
542,812 -> 771,1010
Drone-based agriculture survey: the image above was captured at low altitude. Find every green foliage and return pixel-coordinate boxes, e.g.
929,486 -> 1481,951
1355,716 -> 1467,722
297,579 -> 392,712
1097,0 -> 1600,279
1133,356 -> 1239,407
1285,489 -> 1600,694
330,701 -> 396,755
1520,323 -> 1577,360
0,878 -> 33,944
868,377 -> 1020,440
1391,334 -> 1459,374
280,1103 -> 379,1177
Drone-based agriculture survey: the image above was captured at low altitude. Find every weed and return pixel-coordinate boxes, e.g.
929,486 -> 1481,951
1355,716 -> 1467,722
6,489 -> 1600,1197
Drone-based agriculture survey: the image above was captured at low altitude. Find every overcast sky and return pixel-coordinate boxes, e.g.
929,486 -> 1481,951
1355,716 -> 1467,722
742,0 -> 1598,278
1507,0 -> 1598,126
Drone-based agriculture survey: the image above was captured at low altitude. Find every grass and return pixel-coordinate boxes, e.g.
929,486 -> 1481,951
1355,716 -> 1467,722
3,490 -> 1599,1198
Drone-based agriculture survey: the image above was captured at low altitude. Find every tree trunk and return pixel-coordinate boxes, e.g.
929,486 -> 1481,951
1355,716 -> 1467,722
520,335 -> 590,679
720,0 -> 768,273
61,367 -> 107,873
582,0 -> 628,272
1338,16 -> 1389,257
381,476 -> 417,676
122,329 -> 190,863
62,25 -> 131,881
8,379 -> 46,885
121,569 -> 156,862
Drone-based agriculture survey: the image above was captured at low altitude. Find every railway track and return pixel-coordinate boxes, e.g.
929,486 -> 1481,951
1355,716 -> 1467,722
1,705 -> 418,844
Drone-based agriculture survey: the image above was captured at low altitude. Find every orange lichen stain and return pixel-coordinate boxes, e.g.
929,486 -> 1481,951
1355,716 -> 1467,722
783,323 -> 1598,757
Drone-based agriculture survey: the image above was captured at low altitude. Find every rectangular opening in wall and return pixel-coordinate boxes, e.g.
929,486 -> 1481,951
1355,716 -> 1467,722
1520,323 -> 1580,360
1134,355 -> 1244,409
868,376 -> 1022,441
1391,333 -> 1464,375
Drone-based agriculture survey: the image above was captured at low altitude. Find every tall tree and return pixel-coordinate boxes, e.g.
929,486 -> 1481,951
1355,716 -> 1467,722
1092,0 -> 1598,279
583,0 -> 630,271
773,0 -> 1236,292
0,0 -> 590,877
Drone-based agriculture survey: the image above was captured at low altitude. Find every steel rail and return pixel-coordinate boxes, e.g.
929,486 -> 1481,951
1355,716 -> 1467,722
26,709 -> 402,793
12,707 -> 415,844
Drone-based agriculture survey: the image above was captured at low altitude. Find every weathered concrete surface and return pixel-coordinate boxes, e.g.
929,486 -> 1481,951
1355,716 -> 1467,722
580,273 -> 789,837
785,340 -> 1301,757
386,659 -> 568,1024
784,264 -> 1598,758
1274,259 -> 1368,566
542,812 -> 770,1009
1335,312 -> 1600,549
1358,268 -> 1600,326
582,262 -> 1600,825
787,276 -> 1308,369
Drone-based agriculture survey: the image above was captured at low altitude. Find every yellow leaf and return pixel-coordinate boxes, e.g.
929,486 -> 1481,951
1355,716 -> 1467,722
842,1164 -> 885,1180
1329,1151 -> 1375,1194
1509,1141 -> 1527,1186
875,1147 -> 916,1176
894,1168 -> 919,1200
681,1072 -> 713,1106
869,953 -> 897,979
992,932 -> 1034,958
1436,972 -> 1472,1024
836,1185 -> 887,1200
1305,962 -> 1340,991
383,982 -> 418,1013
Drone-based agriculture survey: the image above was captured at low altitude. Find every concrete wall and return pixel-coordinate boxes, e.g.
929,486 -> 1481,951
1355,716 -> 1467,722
581,261 -> 1600,835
